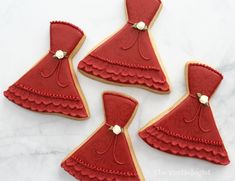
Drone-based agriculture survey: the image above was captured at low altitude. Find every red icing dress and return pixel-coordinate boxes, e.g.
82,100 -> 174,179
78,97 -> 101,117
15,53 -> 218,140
78,0 -> 169,93
139,63 -> 230,165
61,92 -> 143,181
4,21 -> 89,119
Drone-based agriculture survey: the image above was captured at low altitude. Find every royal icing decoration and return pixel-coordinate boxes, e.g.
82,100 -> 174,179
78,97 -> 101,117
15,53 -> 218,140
53,50 -> 67,59
110,124 -> 122,135
133,21 -> 148,31
197,93 -> 209,106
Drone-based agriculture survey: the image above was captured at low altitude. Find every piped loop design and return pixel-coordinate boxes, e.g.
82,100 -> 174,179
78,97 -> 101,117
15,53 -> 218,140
40,50 -> 68,88
96,124 -> 125,165
121,21 -> 150,60
184,93 -> 211,133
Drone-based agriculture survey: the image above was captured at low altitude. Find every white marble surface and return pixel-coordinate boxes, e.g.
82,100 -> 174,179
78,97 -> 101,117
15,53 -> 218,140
0,0 -> 235,180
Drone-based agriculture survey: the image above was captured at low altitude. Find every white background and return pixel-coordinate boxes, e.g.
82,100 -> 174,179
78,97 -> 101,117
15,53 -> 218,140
0,0 -> 235,180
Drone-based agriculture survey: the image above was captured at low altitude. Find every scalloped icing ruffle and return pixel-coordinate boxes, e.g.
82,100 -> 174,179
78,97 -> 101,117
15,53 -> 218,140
139,126 -> 230,165
61,157 -> 140,181
4,84 -> 88,118
78,55 -> 169,92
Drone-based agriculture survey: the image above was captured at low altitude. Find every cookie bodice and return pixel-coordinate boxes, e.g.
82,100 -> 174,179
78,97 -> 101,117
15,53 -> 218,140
126,0 -> 161,25
103,92 -> 138,128
50,21 -> 84,55
188,63 -> 223,98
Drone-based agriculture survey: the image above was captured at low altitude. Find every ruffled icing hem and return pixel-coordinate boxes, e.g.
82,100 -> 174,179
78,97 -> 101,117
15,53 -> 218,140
78,55 -> 169,92
61,156 -> 139,181
4,83 -> 88,118
139,126 -> 230,165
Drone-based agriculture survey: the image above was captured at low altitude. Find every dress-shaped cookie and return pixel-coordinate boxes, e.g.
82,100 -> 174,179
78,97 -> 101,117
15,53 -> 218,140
4,21 -> 89,119
139,62 -> 230,165
78,0 -> 169,93
61,92 -> 144,180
